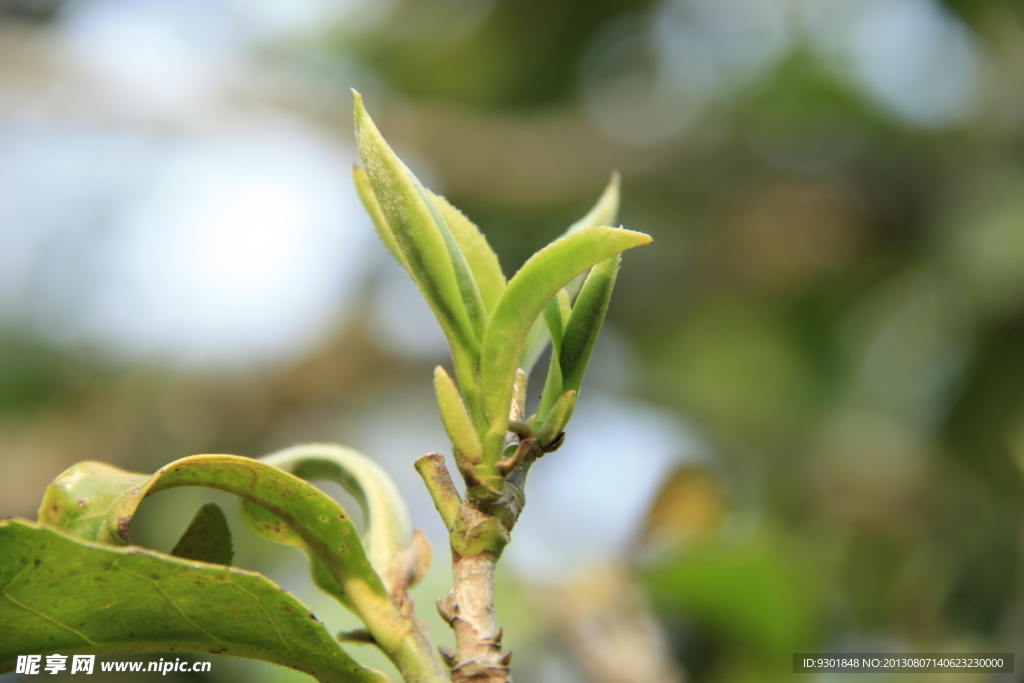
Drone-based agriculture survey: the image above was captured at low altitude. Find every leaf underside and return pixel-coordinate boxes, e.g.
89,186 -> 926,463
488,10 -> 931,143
170,503 -> 234,566
243,444 -> 413,596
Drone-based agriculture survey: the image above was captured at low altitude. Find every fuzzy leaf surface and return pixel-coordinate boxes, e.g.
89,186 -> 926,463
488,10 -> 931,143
479,226 -> 652,460
353,92 -> 484,353
560,254 -> 620,394
429,191 -> 506,313
433,367 -> 483,464
519,174 -> 620,373
536,290 -> 573,423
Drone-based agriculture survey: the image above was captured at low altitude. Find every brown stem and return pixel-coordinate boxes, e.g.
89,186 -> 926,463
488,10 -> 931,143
440,552 -> 511,682
432,370 -> 533,683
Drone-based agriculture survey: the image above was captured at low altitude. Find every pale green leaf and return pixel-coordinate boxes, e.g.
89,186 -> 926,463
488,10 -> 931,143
535,290 -> 572,424
433,367 -> 483,464
353,92 -> 485,350
354,165 -> 407,271
478,226 -> 652,462
518,174 -> 621,372
542,289 -> 570,357
37,461 -> 149,541
560,254 -> 620,394
428,191 -> 506,313
534,390 -> 577,449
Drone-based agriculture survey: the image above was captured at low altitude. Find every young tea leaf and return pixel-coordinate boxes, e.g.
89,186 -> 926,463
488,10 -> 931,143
353,92 -> 485,354
535,290 -> 573,423
429,190 -> 506,313
434,366 -> 484,465
479,226 -> 652,462
534,390 -> 577,449
560,254 -> 621,394
518,173 -> 620,373
353,165 -> 408,271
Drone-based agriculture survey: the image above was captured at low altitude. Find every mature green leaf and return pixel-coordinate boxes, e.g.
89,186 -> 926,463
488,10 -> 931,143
37,461 -> 149,541
478,226 -> 652,462
0,519 -> 387,683
241,501 -> 351,611
247,444 -> 413,595
353,92 -> 484,352
429,191 -> 506,313
93,455 -> 392,620
170,503 -> 234,566
433,367 -> 483,465
560,254 -> 620,394
519,174 -> 620,373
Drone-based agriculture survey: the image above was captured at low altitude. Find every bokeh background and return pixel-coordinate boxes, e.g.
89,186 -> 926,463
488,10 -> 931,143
2,0 -> 1024,681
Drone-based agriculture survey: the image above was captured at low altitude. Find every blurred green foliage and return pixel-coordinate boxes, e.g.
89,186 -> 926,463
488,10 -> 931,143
3,0 -> 1024,681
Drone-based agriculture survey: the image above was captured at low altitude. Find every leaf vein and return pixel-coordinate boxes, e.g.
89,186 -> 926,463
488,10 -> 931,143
230,582 -> 293,652
114,564 -> 224,643
0,560 -> 33,593
1,591 -> 97,645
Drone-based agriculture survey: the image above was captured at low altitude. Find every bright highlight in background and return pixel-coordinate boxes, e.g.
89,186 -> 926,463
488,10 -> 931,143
85,129 -> 373,364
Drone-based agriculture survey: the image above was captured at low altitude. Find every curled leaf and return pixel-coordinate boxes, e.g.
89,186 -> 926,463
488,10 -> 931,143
252,444 -> 414,596
535,290 -> 573,424
562,173 -> 622,298
38,461 -> 149,541
354,165 -> 407,270
86,454 -> 394,626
